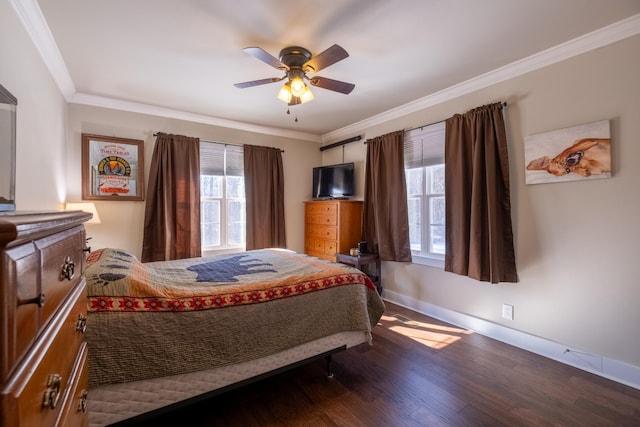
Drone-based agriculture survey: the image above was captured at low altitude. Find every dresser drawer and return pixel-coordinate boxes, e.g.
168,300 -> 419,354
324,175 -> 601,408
312,239 -> 326,253
1,243 -> 40,381
306,224 -> 337,240
0,281 -> 87,427
56,343 -> 88,427
304,237 -> 314,254
323,240 -> 337,256
305,213 -> 337,226
307,238 -> 338,256
305,202 -> 337,216
36,226 -> 85,331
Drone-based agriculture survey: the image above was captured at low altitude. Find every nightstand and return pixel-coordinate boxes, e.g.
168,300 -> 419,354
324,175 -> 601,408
335,252 -> 382,295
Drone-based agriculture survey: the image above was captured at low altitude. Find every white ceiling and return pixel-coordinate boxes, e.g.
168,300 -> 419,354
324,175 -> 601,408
17,0 -> 640,141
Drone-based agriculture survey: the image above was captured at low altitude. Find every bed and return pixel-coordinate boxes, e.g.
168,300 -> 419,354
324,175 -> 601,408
84,247 -> 385,426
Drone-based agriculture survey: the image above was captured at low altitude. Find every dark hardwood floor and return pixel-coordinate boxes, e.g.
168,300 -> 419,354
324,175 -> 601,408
129,302 -> 640,426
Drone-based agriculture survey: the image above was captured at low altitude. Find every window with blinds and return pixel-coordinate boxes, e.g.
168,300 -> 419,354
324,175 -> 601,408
404,121 -> 446,266
200,141 -> 245,250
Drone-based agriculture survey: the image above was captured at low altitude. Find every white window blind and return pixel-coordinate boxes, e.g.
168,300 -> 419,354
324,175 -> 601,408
404,121 -> 445,169
200,142 -> 244,176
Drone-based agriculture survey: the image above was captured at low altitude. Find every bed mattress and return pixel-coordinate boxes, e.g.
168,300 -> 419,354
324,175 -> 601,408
85,248 -> 384,388
88,330 -> 368,426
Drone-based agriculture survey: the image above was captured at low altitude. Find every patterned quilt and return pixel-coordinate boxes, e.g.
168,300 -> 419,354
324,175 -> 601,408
86,248 -> 376,312
85,248 -> 385,387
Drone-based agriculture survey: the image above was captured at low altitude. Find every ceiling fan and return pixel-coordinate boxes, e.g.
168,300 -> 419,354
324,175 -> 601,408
234,44 -> 355,105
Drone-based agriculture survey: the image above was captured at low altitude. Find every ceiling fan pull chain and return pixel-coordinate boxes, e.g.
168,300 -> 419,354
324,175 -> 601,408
284,106 -> 298,122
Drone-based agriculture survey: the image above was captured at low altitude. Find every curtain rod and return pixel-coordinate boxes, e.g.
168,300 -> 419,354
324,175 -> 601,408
152,134 -> 284,153
403,101 -> 507,133
320,135 -> 362,152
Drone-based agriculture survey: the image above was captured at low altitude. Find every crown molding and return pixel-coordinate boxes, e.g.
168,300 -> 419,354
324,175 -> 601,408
321,13 -> 640,143
9,0 -> 76,99
70,93 -> 322,143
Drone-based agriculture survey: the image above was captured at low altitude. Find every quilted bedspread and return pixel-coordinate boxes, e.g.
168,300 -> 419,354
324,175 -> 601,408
85,248 -> 385,387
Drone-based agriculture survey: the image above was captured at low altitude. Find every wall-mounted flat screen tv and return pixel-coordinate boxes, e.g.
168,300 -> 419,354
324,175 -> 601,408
312,162 -> 354,199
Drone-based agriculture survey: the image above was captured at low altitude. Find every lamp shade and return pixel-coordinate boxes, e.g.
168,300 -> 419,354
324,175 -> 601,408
290,77 -> 306,97
277,83 -> 292,103
65,202 -> 101,224
299,86 -> 314,104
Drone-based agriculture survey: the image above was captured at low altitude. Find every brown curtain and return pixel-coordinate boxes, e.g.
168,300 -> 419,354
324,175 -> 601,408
244,144 -> 286,250
444,102 -> 518,283
141,133 -> 201,262
363,130 -> 412,262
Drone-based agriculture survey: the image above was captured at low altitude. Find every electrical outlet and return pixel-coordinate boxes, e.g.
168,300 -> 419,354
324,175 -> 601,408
502,304 -> 514,320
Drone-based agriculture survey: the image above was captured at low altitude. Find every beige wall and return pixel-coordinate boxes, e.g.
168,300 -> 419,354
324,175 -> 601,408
65,105 -> 321,257
322,35 -> 640,370
1,1 -> 69,211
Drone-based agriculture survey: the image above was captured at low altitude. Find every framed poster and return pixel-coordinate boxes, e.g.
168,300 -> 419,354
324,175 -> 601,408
82,133 -> 145,200
524,120 -> 611,185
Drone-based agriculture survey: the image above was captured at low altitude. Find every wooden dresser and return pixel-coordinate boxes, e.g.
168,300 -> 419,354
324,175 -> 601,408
0,211 -> 91,427
304,200 -> 363,262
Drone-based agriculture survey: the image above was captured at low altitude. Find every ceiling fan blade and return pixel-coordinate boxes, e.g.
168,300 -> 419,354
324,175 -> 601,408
308,76 -> 355,94
303,44 -> 349,73
243,47 -> 287,70
234,77 -> 284,89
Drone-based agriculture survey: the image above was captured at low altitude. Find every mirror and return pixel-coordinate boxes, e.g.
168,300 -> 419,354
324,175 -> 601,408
0,84 -> 17,212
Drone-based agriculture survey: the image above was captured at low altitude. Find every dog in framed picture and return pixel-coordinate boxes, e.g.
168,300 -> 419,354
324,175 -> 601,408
526,137 -> 611,177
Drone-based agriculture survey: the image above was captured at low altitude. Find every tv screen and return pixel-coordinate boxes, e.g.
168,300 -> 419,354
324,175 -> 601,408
312,162 -> 355,199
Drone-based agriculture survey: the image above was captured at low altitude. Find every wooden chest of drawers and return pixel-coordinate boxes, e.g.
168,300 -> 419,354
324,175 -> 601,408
304,200 -> 363,262
0,211 -> 91,427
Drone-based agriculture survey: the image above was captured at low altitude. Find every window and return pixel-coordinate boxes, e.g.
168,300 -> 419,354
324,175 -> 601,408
404,121 -> 446,267
200,142 -> 245,250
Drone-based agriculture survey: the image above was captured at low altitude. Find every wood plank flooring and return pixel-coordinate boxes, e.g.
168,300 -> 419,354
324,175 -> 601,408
128,302 -> 640,426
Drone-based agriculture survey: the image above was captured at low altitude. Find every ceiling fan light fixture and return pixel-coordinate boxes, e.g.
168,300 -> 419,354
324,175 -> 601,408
290,77 -> 306,97
236,44 -> 354,107
299,86 -> 314,104
277,83 -> 293,103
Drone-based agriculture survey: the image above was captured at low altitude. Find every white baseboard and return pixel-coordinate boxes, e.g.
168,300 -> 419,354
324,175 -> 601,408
383,289 -> 640,391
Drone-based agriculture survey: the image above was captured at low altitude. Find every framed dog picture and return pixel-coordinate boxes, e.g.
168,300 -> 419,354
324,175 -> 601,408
82,133 -> 145,200
524,120 -> 611,185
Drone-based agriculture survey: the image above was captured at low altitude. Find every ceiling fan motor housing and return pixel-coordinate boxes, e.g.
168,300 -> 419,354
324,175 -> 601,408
279,46 -> 313,71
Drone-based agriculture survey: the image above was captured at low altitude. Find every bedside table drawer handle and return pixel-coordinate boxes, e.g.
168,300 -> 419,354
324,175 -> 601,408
43,373 -> 62,409
76,314 -> 87,334
60,256 -> 76,281
78,389 -> 88,412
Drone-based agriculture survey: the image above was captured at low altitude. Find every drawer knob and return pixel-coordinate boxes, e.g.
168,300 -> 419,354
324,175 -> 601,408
78,389 -> 88,413
76,314 -> 87,334
18,293 -> 45,307
60,256 -> 76,281
42,373 -> 62,409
